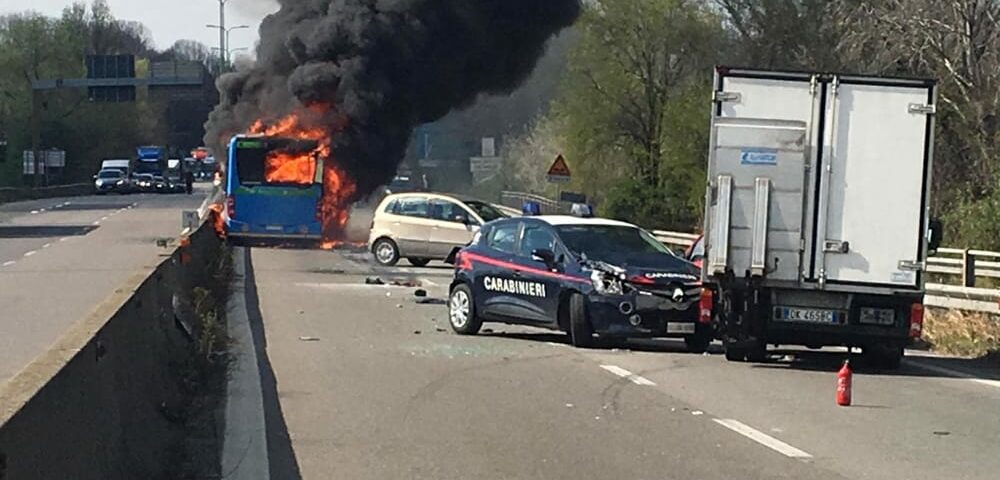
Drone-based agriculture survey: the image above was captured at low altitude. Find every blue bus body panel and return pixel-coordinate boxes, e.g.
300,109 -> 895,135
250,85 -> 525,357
227,185 -> 323,238
224,136 -> 324,240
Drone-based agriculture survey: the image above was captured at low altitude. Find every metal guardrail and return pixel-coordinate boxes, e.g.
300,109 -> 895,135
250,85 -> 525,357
500,191 -> 569,214
652,230 -> 1000,314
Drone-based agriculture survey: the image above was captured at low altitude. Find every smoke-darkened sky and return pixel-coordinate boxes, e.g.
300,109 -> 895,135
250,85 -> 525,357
0,0 -> 279,51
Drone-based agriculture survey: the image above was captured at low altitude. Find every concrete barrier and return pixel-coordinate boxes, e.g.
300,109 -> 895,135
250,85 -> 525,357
0,222 -> 221,479
0,184 -> 92,205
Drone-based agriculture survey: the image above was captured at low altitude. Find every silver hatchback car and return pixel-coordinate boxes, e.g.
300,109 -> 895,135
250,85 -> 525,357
368,193 -> 507,266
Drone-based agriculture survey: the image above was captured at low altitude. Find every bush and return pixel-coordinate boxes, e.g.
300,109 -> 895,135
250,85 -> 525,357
601,179 -> 701,232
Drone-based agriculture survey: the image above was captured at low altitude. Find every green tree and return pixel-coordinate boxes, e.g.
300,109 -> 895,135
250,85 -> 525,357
556,0 -> 722,230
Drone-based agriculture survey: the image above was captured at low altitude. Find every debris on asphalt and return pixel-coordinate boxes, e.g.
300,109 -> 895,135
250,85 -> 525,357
298,336 -> 321,342
482,328 -> 494,334
435,327 -> 447,333
414,289 -> 428,297
413,330 -> 422,335
365,276 -> 385,285
396,304 -> 404,308
565,403 -> 574,408
933,431 -> 951,436
390,278 -> 421,287
298,310 -> 305,315
416,298 -> 446,305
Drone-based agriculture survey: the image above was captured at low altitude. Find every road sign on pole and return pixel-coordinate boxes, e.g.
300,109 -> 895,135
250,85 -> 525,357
546,154 -> 571,184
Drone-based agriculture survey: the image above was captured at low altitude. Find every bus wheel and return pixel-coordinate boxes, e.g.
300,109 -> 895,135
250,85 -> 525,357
373,238 -> 400,266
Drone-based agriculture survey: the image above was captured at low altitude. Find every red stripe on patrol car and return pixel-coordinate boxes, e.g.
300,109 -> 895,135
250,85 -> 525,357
463,252 -> 590,284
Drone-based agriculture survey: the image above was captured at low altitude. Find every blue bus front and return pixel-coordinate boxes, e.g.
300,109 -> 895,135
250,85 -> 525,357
224,136 -> 324,241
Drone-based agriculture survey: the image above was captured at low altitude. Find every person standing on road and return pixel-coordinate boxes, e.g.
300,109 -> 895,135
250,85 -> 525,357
184,170 -> 195,194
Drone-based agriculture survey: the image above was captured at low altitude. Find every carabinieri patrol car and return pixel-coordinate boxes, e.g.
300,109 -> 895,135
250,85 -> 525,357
447,215 -> 712,351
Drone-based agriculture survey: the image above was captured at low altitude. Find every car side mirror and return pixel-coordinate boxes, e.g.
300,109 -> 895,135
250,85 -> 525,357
928,219 -> 943,253
531,248 -> 557,266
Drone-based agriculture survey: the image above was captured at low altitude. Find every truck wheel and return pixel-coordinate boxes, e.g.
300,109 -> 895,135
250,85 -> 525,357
448,284 -> 482,335
373,238 -> 400,266
746,341 -> 768,362
724,344 -> 746,362
567,293 -> 595,348
864,345 -> 903,370
684,326 -> 713,354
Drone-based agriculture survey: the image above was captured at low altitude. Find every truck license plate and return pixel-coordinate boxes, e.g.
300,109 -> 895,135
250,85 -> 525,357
774,307 -> 843,324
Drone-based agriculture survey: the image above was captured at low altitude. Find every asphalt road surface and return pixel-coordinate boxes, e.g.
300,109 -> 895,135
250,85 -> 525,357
0,187 -> 209,384
235,246 -> 1000,480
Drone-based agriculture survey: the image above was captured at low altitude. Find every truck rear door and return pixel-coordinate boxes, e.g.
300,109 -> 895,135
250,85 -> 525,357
817,80 -> 935,288
714,69 -> 935,290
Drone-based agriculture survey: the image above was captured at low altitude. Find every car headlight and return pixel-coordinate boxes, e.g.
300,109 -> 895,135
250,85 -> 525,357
116,180 -> 125,185
590,270 -> 625,295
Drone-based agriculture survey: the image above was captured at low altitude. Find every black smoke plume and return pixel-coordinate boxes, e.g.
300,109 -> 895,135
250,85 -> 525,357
205,0 -> 581,200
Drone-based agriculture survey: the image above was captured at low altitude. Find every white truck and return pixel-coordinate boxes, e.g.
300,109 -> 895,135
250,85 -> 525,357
701,67 -> 943,368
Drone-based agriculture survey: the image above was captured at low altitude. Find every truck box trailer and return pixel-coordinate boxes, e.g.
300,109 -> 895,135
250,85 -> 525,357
702,67 -> 943,368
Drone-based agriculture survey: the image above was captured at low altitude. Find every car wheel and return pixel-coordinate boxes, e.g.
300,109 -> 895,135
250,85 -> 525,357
448,284 -> 482,335
407,258 -> 431,267
684,326 -> 713,354
568,293 -> 595,348
373,238 -> 400,266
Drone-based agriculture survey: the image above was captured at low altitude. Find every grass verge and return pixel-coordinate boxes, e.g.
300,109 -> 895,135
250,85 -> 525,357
924,307 -> 1000,358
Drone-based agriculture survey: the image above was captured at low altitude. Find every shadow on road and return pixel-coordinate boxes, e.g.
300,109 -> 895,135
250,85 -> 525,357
244,249 -> 304,480
479,330 -> 725,355
750,348 -> 1000,381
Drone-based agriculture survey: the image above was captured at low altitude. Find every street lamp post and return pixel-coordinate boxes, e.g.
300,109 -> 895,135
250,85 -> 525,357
206,24 -> 249,71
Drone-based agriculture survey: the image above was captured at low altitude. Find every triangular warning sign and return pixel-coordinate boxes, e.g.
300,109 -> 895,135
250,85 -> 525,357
547,154 -> 571,177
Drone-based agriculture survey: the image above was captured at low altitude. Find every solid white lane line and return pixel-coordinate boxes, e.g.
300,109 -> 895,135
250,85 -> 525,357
23,251 -> 36,257
713,419 -> 813,459
599,365 -> 657,386
906,359 -> 1000,389
60,237 -> 71,242
42,243 -> 51,249
2,261 -> 15,267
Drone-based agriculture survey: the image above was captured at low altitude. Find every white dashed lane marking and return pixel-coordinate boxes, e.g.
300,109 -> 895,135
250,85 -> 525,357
906,359 -> 1000,389
599,365 -> 657,386
2,261 -> 15,267
42,243 -> 51,249
712,418 -> 813,459
23,251 -> 36,257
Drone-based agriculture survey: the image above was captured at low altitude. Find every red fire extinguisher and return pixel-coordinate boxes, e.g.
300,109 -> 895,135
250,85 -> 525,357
837,359 -> 853,406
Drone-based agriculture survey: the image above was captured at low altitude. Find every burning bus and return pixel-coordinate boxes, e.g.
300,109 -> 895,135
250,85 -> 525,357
223,135 -> 326,243
222,110 -> 356,248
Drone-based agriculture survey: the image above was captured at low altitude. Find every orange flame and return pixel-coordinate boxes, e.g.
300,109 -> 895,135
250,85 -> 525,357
247,107 -> 356,245
208,203 -> 226,239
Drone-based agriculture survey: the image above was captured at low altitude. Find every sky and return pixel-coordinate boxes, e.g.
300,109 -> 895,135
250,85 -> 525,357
0,0 -> 279,53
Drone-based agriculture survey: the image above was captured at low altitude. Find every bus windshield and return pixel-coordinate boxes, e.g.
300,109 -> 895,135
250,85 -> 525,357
233,138 -> 320,187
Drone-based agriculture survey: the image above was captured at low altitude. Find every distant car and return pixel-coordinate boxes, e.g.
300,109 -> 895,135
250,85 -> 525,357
447,215 -> 711,351
684,235 -> 704,269
93,169 -> 128,194
368,192 -> 508,267
133,173 -> 155,192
